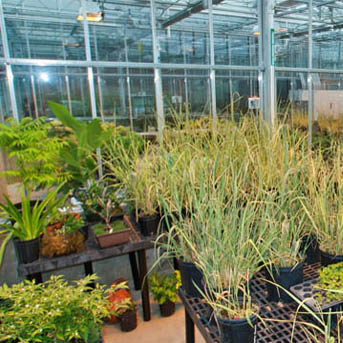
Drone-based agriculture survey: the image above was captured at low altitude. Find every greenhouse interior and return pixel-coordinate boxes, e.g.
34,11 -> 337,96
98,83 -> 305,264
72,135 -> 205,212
3,0 -> 343,342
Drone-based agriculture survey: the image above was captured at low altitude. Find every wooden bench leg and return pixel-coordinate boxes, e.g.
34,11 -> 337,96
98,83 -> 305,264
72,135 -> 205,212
129,252 -> 141,290
138,249 -> 151,321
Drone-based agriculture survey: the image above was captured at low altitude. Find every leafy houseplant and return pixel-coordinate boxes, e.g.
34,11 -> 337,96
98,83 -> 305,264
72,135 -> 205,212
48,101 -> 111,189
0,185 -> 66,265
0,274 -> 110,343
149,270 -> 181,317
40,209 -> 86,258
79,181 -> 130,248
108,281 -> 137,332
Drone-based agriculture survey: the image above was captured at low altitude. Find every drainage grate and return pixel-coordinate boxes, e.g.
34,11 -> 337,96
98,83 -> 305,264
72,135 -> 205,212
179,263 -> 342,343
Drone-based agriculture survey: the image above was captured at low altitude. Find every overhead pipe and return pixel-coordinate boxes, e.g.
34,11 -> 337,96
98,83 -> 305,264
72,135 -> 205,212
161,0 -> 225,28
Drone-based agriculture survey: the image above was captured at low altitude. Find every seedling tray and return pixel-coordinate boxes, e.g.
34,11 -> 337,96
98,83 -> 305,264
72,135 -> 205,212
179,264 -> 343,343
290,278 -> 343,313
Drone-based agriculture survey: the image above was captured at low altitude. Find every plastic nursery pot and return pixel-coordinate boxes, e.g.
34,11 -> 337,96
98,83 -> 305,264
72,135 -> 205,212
265,261 -> 304,303
138,213 -> 160,236
120,310 -> 137,332
95,228 -> 131,249
177,259 -> 204,298
159,300 -> 176,317
302,234 -> 320,265
320,249 -> 343,267
217,312 -> 258,343
12,237 -> 40,264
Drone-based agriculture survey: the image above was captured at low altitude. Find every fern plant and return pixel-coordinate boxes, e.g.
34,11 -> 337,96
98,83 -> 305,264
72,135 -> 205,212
0,117 -> 69,192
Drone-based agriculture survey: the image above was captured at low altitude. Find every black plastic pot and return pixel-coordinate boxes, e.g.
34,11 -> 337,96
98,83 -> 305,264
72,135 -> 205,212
177,259 -> 204,298
217,313 -> 258,343
320,249 -> 343,267
265,261 -> 304,303
159,300 -> 176,317
120,310 -> 137,332
138,214 -> 160,236
12,237 -> 40,264
302,234 -> 320,265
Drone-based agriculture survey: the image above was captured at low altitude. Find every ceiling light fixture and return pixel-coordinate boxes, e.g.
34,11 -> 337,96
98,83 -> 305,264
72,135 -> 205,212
77,1 -> 104,22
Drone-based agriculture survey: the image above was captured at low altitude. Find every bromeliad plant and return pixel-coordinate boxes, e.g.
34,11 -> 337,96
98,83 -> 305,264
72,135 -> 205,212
0,274 -> 110,343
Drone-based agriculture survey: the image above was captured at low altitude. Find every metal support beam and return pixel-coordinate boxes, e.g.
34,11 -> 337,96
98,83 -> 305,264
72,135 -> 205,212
208,0 -> 217,128
162,0 -> 225,28
308,0 -> 313,149
260,0 -> 276,126
0,0 -> 19,121
150,0 -> 164,138
81,0 -> 97,120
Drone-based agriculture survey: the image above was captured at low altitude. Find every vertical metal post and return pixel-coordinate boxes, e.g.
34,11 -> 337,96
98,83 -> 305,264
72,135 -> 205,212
25,22 -> 38,118
182,34 -> 189,111
124,37 -> 134,130
228,37 -> 234,120
308,0 -> 313,149
93,26 -> 105,121
260,0 -> 275,126
63,46 -> 73,115
0,0 -> 19,121
81,0 -> 97,120
208,0 -> 217,128
257,0 -> 264,119
150,0 -> 165,138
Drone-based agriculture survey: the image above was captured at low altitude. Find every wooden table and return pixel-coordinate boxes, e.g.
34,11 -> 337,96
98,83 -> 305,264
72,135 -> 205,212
17,215 -> 155,321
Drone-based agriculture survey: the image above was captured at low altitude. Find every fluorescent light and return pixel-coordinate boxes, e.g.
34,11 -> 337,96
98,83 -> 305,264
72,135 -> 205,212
77,2 -> 103,22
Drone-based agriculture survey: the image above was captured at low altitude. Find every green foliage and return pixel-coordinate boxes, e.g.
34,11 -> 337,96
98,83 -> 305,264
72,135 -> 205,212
0,274 -> 110,343
77,180 -> 122,230
49,101 -> 112,188
0,117 -> 69,191
149,270 -> 181,305
92,220 -> 126,236
315,262 -> 343,304
0,185 -> 67,268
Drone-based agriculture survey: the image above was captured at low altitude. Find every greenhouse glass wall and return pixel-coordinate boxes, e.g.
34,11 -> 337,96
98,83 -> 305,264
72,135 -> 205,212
0,0 -> 343,137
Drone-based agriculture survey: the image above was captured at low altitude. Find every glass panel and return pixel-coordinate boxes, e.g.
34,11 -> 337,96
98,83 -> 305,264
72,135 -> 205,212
216,70 -> 259,119
0,65 -> 10,121
12,66 -> 90,120
158,12 -> 210,65
3,1 -> 85,60
89,5 -> 152,63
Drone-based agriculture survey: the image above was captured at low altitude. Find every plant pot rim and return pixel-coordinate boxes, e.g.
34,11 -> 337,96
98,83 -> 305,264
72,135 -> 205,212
271,260 -> 305,273
13,236 -> 40,243
138,213 -> 159,220
319,248 -> 343,258
216,308 -> 259,324
96,227 -> 131,238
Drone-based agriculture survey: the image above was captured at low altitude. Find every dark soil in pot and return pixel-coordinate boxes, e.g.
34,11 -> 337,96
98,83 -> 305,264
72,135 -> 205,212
12,237 -> 40,264
320,249 -> 343,267
159,300 -> 176,317
265,261 -> 304,303
177,259 -> 204,298
138,213 -> 160,236
217,312 -> 258,343
120,310 -> 137,332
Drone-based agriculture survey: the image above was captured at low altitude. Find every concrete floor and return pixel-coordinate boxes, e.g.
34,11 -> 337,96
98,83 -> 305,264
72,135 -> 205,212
103,295 -> 205,343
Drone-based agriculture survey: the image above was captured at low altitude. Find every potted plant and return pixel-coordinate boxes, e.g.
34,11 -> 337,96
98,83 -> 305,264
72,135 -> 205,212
0,185 -> 66,265
303,152 -> 343,266
0,274 -> 110,342
79,181 -> 131,248
262,188 -> 308,303
108,281 -> 137,332
40,205 -> 86,258
149,270 -> 181,317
